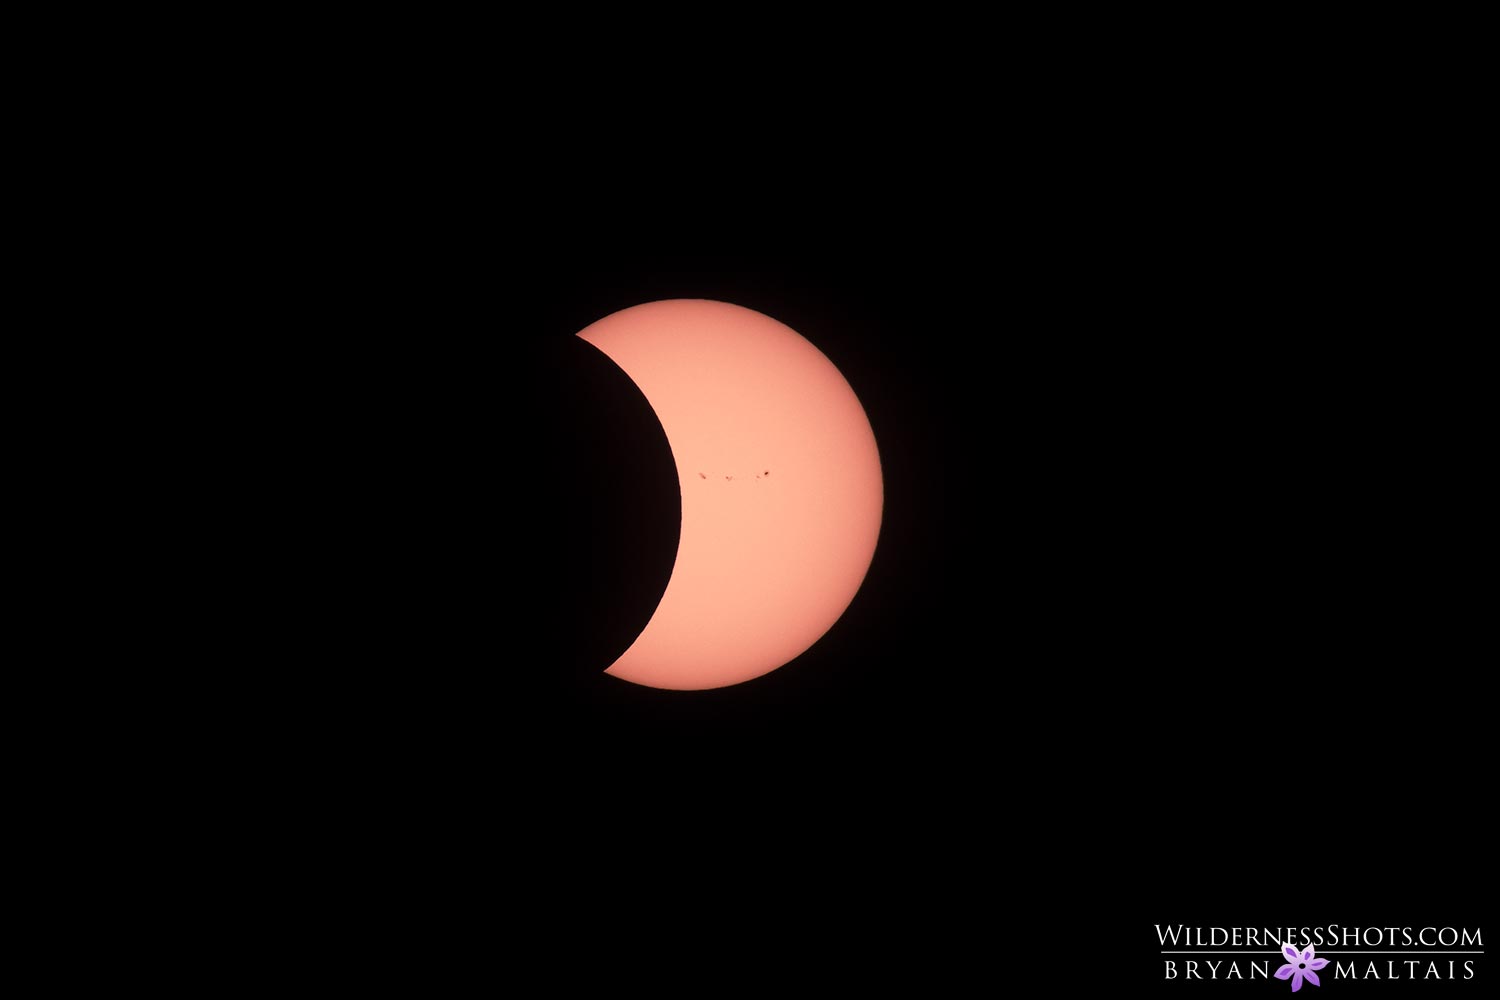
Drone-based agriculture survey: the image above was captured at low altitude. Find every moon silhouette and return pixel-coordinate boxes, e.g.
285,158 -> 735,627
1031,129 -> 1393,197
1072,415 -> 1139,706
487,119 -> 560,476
577,299 -> 883,691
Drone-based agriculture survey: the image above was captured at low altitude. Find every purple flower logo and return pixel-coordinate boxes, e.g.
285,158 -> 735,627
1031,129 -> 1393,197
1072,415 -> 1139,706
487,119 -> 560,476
1276,944 -> 1328,991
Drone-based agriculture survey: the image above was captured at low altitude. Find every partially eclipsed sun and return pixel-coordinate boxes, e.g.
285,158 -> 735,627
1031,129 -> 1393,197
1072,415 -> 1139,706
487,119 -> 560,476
576,299 -> 883,691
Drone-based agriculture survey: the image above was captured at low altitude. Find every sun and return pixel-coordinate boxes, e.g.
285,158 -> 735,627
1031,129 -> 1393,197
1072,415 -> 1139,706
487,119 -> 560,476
577,299 -> 882,690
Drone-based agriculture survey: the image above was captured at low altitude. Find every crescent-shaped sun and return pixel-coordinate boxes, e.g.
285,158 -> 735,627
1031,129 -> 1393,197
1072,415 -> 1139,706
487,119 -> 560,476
577,299 -> 883,691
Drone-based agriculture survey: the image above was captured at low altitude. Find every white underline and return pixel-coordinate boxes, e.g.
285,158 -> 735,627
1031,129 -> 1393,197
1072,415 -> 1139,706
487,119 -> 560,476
1160,951 -> 1483,955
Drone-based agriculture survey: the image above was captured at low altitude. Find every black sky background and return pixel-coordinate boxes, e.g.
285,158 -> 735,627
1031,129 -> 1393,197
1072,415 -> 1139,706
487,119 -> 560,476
69,20 -> 1491,990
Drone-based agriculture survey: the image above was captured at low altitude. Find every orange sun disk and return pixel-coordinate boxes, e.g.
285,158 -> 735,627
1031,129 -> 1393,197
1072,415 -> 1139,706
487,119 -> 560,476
577,300 -> 883,691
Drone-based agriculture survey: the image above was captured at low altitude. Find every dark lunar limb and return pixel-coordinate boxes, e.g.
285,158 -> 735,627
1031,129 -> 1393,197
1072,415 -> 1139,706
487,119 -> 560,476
528,335 -> 681,687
